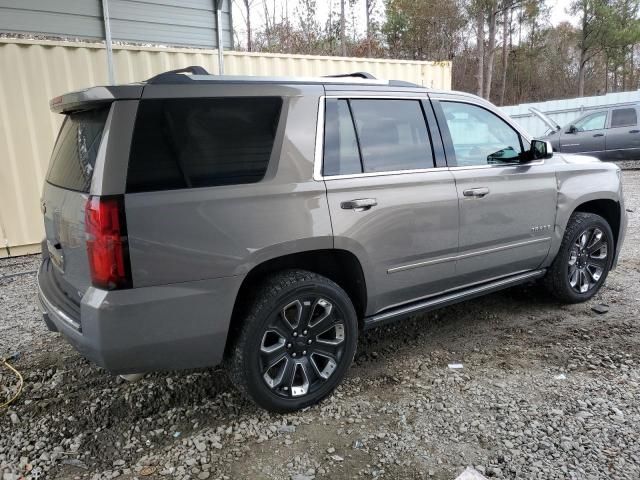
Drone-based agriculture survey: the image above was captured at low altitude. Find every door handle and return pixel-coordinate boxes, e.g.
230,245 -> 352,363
341,198 -> 377,211
630,130 -> 640,134
463,187 -> 490,198
593,133 -> 604,137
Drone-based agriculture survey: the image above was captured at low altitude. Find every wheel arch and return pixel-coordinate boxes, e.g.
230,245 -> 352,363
224,249 -> 368,356
572,198 -> 621,249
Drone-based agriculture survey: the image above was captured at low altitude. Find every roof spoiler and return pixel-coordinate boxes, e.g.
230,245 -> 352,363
49,85 -> 143,114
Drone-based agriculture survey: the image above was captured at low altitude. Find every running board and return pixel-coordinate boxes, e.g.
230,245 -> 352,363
363,269 -> 546,330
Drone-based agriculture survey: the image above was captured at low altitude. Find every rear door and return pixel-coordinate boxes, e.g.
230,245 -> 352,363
432,97 -> 557,286
320,94 -> 460,314
559,111 -> 607,157
605,106 -> 640,159
42,106 -> 111,302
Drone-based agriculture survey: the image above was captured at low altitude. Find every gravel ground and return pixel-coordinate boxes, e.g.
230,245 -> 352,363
1,171 -> 639,480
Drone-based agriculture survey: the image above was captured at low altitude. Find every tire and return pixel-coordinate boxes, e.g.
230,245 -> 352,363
544,212 -> 614,303
227,269 -> 358,412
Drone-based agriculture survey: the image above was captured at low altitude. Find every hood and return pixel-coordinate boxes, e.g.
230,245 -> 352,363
529,107 -> 561,132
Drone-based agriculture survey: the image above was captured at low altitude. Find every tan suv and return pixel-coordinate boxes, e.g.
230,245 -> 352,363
38,67 -> 627,412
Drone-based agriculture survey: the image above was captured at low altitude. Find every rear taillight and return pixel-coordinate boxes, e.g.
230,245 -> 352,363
85,195 -> 132,290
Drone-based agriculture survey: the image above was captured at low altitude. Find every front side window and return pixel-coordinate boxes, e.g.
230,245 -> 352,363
440,101 -> 522,167
127,97 -> 282,193
574,112 -> 607,132
610,108 -> 637,128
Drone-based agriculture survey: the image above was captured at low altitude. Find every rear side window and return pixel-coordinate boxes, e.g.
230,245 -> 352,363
611,108 -> 637,128
322,98 -> 434,175
127,97 -> 282,193
46,107 -> 110,192
351,99 -> 433,173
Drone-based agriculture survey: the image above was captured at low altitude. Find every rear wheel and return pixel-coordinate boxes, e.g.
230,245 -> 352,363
227,270 -> 358,412
544,212 -> 614,303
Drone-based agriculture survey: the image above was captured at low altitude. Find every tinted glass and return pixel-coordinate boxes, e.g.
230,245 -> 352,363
127,97 -> 282,193
440,102 -> 522,166
349,99 -> 433,172
574,112 -> 607,131
323,99 -> 362,176
46,107 -> 110,192
611,108 -> 637,128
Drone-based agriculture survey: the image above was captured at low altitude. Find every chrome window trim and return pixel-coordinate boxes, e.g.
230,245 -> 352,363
314,94 -> 443,181
314,94 -> 549,179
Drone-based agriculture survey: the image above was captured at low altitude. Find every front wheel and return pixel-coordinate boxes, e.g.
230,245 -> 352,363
544,212 -> 614,303
227,270 -> 358,412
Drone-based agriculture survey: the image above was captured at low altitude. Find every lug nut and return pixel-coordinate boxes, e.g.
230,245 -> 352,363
287,343 -> 292,348
307,339 -> 312,344
302,350 -> 307,355
292,352 -> 297,358
293,332 -> 298,337
303,330 -> 308,335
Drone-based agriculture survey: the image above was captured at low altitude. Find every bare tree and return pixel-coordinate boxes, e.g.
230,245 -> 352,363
234,0 -> 256,51
365,0 -> 375,57
484,4 -> 498,99
476,8 -> 485,96
499,7 -> 512,105
340,0 -> 347,56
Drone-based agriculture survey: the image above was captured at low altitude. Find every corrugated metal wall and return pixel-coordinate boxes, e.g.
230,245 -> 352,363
0,38 -> 452,257
501,91 -> 640,137
0,0 -> 232,49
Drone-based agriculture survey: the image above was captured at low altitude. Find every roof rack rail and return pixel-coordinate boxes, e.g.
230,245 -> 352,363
146,66 -> 210,84
324,72 -> 377,80
388,79 -> 422,88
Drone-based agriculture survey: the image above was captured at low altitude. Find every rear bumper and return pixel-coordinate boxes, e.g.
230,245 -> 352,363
37,259 -> 243,374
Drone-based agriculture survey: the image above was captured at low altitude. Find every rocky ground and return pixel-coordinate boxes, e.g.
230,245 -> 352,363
1,170 -> 639,480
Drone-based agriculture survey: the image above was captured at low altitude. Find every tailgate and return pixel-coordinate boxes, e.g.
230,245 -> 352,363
42,106 -> 110,302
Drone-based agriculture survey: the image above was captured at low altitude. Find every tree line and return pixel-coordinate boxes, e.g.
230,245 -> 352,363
235,0 -> 640,105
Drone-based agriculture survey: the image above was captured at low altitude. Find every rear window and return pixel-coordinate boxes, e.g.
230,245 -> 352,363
46,107 -> 110,192
126,97 -> 282,193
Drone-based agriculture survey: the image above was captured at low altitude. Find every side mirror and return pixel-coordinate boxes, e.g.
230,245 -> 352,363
528,139 -> 553,161
567,125 -> 577,134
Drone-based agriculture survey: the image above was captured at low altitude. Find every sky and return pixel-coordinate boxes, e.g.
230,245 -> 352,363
232,0 -> 578,50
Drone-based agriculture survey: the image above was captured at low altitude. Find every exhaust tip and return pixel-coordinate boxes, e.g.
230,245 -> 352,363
119,373 -> 144,382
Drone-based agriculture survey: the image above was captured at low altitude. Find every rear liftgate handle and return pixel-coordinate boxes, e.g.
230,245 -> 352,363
341,198 -> 378,212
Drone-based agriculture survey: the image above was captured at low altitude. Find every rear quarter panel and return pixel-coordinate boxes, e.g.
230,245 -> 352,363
124,84 -> 332,287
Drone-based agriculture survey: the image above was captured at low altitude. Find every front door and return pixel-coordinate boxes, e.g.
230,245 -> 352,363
320,96 -> 460,315
435,100 -> 557,286
560,110 -> 607,156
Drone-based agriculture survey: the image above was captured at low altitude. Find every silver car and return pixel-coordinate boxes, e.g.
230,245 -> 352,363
534,105 -> 640,160
38,67 -> 627,412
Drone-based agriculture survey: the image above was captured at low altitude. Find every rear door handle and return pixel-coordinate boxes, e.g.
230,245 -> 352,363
463,187 -> 490,198
593,133 -> 604,137
341,198 -> 378,211
630,129 -> 640,134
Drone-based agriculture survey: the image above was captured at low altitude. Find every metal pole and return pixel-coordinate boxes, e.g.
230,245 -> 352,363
215,0 -> 224,74
101,0 -> 116,85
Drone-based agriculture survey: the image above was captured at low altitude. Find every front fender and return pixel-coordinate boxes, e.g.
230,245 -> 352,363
542,161 -> 624,268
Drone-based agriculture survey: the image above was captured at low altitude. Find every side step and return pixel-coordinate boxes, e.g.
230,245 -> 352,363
363,269 -> 546,330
